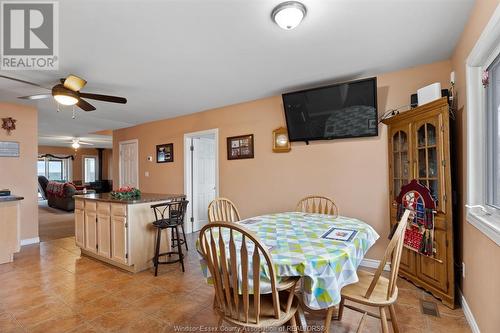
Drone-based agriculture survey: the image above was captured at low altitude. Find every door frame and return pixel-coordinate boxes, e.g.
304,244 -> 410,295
118,139 -> 139,189
183,128 -> 219,233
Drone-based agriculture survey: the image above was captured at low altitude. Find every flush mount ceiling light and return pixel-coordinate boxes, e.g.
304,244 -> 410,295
272,1 -> 307,30
52,84 -> 79,106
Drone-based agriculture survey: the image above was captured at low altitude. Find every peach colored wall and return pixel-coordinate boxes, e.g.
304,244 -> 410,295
113,60 -> 451,259
38,146 -> 113,182
451,1 -> 500,332
0,103 -> 38,240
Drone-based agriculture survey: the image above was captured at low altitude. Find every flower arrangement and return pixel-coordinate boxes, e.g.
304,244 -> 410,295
110,186 -> 141,199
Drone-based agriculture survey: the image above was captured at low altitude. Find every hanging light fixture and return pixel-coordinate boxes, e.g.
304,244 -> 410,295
271,1 -> 307,30
52,84 -> 79,106
71,140 -> 80,149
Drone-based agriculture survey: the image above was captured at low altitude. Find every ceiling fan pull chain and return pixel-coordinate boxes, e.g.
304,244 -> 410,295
72,106 -> 76,119
57,103 -> 61,112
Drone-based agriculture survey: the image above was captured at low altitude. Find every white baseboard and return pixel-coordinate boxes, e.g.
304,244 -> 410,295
360,258 -> 390,271
20,237 -> 40,246
459,289 -> 480,333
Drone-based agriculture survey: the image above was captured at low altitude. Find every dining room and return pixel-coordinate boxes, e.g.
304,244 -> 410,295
2,0 -> 500,332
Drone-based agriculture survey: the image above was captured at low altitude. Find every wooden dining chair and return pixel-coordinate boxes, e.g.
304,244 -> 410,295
208,197 -> 241,223
198,222 -> 300,331
296,195 -> 338,218
336,209 -> 412,333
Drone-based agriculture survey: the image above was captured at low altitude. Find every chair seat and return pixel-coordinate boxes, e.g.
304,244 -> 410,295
216,292 -> 299,328
152,218 -> 181,228
341,270 -> 398,306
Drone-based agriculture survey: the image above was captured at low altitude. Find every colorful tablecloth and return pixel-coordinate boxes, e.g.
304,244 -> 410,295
199,212 -> 379,310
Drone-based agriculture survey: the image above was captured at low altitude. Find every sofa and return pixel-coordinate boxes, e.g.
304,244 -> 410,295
39,177 -> 85,211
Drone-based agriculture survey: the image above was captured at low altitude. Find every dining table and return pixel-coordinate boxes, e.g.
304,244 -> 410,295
198,211 -> 380,311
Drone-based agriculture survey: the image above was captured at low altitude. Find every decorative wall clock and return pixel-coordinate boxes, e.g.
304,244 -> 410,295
1,117 -> 16,135
272,127 -> 291,153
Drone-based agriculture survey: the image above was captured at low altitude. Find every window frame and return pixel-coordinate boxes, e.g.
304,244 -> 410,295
465,6 -> 500,246
37,156 -> 72,182
82,155 -> 98,184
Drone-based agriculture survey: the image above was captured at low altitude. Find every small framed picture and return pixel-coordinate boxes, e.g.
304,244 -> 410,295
227,134 -> 254,160
156,143 -> 174,163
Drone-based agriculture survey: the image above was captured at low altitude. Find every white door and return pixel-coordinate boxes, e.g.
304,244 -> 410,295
184,131 -> 218,233
119,140 -> 139,188
192,137 -> 216,231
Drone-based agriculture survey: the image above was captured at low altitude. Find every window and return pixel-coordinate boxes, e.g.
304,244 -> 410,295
465,7 -> 500,246
83,156 -> 97,183
37,157 -> 71,181
487,54 -> 500,209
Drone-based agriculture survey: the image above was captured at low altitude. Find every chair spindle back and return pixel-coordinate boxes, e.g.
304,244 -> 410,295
296,195 -> 338,217
198,222 -> 280,324
208,197 -> 241,223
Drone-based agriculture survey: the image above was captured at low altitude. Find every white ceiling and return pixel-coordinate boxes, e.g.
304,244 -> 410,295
0,0 -> 475,148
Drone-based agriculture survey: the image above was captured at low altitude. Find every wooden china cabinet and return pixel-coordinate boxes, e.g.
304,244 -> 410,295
382,97 -> 455,308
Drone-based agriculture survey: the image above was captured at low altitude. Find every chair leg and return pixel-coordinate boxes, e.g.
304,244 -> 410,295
324,306 -> 334,333
154,228 -> 161,276
175,226 -> 185,272
379,307 -> 389,333
338,297 -> 345,321
389,304 -> 399,333
181,223 -> 188,251
289,313 -> 297,332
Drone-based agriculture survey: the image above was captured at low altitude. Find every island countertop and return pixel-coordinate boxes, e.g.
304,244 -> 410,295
74,192 -> 185,204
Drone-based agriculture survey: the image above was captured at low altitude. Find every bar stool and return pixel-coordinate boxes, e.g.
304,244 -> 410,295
151,200 -> 189,276
170,196 -> 189,251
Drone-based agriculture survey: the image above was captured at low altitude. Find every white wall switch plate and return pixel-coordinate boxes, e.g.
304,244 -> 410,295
145,171 -> 150,177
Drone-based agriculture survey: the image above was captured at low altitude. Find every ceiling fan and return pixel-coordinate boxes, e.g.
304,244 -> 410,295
0,74 -> 127,111
66,138 -> 94,149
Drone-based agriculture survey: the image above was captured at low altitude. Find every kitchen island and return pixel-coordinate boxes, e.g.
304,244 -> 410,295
0,195 -> 23,264
74,193 -> 185,272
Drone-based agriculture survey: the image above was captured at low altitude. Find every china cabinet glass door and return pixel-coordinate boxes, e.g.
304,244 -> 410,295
392,130 -> 410,199
415,119 -> 442,210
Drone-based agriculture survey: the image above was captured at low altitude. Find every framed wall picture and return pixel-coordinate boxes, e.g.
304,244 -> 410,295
156,143 -> 174,163
227,134 -> 254,160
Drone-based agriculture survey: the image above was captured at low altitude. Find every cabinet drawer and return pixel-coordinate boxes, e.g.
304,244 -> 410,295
97,202 -> 111,215
75,199 -> 84,210
111,204 -> 127,217
85,201 -> 96,212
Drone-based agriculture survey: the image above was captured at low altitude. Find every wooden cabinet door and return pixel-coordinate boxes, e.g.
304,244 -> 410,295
97,214 -> 111,258
97,203 -> 111,258
111,215 -> 128,264
75,208 -> 85,248
417,228 -> 448,292
84,210 -> 97,253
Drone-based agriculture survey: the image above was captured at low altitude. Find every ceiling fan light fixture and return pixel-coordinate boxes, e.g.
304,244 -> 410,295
272,1 -> 306,30
52,84 -> 79,106
71,141 -> 80,149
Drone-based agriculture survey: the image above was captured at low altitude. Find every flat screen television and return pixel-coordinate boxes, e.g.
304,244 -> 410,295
282,77 -> 378,143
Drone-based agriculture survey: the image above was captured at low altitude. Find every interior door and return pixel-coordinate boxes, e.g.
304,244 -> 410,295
119,140 -> 139,188
192,137 -> 216,232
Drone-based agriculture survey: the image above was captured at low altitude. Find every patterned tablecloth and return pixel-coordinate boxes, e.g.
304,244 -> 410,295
199,212 -> 379,310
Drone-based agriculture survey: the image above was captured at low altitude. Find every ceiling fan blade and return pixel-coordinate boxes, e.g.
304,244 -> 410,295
18,94 -> 52,100
0,75 -> 49,90
79,92 -> 127,104
77,98 -> 96,111
79,142 -> 94,146
63,74 -> 87,92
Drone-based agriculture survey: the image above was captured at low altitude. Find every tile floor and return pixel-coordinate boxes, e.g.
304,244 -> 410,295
0,235 -> 471,332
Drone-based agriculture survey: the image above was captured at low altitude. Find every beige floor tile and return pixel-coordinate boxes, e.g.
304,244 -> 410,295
1,235 -> 472,333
